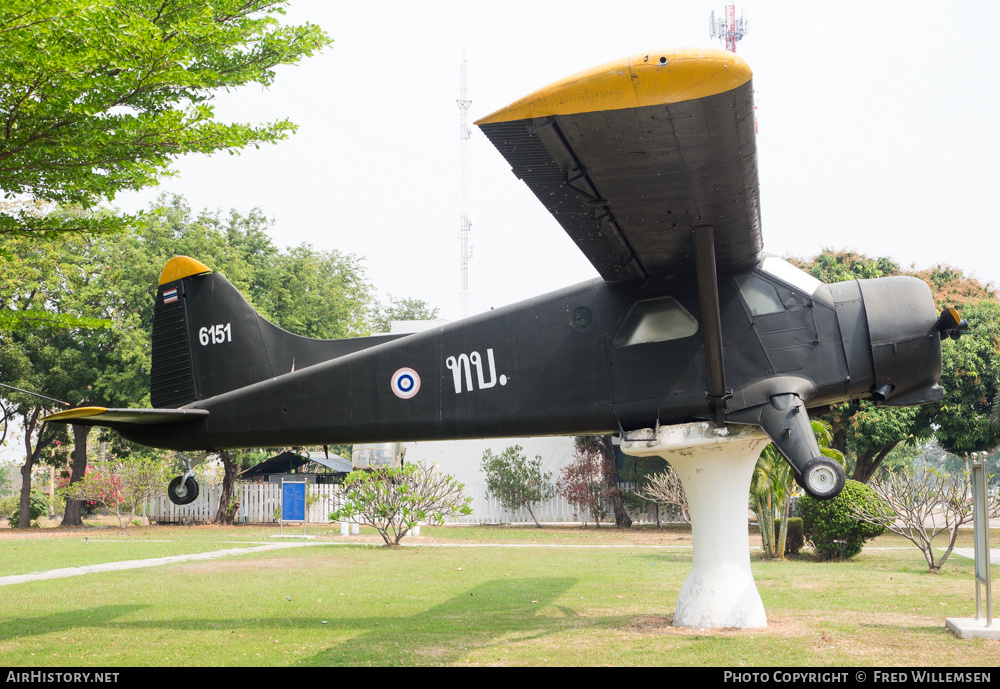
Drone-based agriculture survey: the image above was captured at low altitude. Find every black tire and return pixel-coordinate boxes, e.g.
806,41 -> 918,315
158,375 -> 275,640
798,457 -> 846,500
168,475 -> 200,505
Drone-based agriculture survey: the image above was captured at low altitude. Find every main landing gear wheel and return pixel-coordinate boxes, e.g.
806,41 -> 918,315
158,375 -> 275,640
168,475 -> 200,505
799,458 -> 845,500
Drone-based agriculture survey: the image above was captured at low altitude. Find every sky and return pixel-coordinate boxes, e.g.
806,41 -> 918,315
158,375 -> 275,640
109,0 -> 1000,323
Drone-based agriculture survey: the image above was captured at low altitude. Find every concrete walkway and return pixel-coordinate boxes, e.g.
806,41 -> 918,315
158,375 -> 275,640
0,541 -> 328,587
0,540 -> 701,586
3,540 -> 997,588
950,547 -> 1000,565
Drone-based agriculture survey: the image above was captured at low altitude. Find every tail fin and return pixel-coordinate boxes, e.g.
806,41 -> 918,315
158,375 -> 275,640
150,256 -> 402,409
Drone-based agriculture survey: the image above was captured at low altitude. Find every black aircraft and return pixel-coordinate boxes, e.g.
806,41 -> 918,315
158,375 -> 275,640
46,48 -> 965,505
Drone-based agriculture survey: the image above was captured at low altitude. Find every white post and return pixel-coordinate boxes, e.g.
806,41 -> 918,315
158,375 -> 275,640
622,421 -> 769,629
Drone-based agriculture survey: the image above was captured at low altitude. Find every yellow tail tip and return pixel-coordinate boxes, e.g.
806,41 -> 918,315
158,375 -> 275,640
159,256 -> 211,286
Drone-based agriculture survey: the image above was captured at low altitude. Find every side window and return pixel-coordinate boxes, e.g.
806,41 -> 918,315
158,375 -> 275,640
735,274 -> 785,316
612,297 -> 699,347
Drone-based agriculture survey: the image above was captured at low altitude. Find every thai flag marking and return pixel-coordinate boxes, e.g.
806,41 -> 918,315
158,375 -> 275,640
163,288 -> 179,304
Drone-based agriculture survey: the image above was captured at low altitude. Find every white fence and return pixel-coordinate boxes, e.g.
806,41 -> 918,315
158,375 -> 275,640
147,483 -> 345,525
147,482 -> 684,525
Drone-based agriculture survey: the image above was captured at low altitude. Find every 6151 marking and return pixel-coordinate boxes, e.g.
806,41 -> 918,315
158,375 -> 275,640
199,323 -> 231,346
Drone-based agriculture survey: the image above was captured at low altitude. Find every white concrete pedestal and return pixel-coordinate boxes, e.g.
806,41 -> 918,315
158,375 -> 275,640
622,422 -> 770,629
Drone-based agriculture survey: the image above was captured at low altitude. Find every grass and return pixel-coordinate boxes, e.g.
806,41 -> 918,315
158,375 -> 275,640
0,524 -> 997,666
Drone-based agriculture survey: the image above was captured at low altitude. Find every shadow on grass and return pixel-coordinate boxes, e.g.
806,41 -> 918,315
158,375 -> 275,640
3,579 -> 582,666
297,576 -> 580,666
858,622 -> 952,637
0,605 -> 147,642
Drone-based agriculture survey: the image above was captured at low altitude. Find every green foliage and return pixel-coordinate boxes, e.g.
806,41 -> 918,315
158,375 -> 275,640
8,490 -> 49,527
371,297 -> 441,334
751,421 -> 842,558
798,480 -> 887,560
933,299 -> 1000,456
0,0 -> 331,240
480,445 -> 554,527
0,494 -> 19,516
774,518 -> 804,555
794,250 -> 900,283
330,463 -> 472,547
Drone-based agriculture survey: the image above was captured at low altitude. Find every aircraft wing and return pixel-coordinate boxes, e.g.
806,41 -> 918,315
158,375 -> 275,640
476,48 -> 762,281
43,406 -> 209,428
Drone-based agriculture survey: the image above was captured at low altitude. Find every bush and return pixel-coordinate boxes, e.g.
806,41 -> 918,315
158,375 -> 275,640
775,517 -> 805,555
331,463 -> 472,547
8,490 -> 49,527
799,480 -> 886,560
0,494 -> 19,517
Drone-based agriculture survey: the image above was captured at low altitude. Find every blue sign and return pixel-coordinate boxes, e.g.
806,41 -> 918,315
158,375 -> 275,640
282,481 -> 307,522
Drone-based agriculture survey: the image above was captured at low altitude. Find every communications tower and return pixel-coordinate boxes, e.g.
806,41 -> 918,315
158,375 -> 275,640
710,5 -> 748,53
457,49 -> 473,318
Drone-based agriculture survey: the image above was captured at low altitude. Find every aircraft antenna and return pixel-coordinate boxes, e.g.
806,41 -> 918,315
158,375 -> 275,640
709,4 -> 748,53
457,48 -> 473,318
709,5 -> 756,132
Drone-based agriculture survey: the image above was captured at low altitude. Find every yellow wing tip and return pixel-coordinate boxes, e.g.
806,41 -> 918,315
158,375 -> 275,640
475,47 -> 752,126
43,406 -> 108,422
159,256 -> 211,286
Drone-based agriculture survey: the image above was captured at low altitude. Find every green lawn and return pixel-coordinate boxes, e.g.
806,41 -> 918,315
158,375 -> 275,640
0,524 -> 996,666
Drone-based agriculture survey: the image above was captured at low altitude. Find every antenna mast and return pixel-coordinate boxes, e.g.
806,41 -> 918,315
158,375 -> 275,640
457,49 -> 473,318
710,5 -> 748,53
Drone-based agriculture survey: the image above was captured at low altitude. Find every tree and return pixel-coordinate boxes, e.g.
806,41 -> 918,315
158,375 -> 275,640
214,448 -> 269,525
480,445 -> 554,527
0,0 -> 331,241
831,403 -> 930,483
66,457 -> 170,529
330,463 -> 472,547
371,297 -> 440,334
558,437 -> 610,527
637,467 -> 690,524
850,464 -> 1000,573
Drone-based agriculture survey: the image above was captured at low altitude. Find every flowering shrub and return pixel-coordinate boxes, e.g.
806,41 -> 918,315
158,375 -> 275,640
330,463 -> 472,547
66,457 -> 169,529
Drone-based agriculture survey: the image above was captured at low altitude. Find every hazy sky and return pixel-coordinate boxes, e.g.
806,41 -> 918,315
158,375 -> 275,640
109,0 -> 1000,323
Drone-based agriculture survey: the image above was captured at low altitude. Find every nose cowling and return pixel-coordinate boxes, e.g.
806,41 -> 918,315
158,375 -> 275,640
857,276 -> 943,407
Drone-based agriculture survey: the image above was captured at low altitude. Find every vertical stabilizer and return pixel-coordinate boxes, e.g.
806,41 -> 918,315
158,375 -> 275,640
150,257 -> 211,408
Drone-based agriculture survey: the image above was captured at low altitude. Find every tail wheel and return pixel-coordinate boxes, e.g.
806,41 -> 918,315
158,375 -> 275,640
168,476 -> 200,505
799,458 -> 845,500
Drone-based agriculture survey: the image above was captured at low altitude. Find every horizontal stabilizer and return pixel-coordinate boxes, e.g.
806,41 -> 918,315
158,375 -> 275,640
43,406 -> 209,428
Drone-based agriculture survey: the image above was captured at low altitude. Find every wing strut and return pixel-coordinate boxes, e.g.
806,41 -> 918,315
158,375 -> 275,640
693,225 -> 732,425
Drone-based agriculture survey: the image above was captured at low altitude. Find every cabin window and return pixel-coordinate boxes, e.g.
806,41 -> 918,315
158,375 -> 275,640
612,297 -> 698,347
736,274 -> 785,316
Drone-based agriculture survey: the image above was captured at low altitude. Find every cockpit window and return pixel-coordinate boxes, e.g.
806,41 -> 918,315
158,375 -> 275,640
760,256 -> 823,295
735,274 -> 784,315
612,297 -> 698,347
